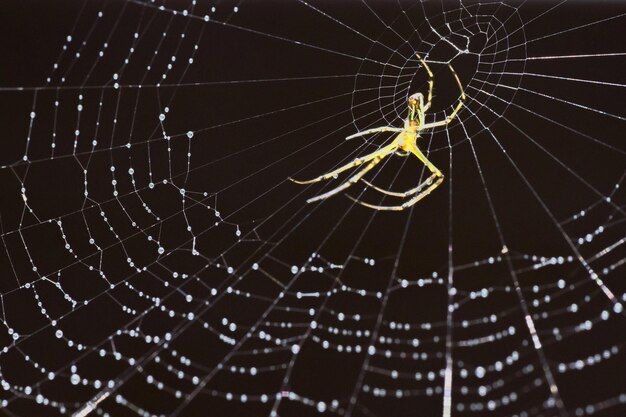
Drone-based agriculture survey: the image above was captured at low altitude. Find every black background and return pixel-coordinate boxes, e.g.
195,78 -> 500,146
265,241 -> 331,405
1,1 -> 625,416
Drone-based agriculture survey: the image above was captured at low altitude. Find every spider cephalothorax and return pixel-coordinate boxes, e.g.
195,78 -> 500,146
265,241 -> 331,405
290,54 -> 466,211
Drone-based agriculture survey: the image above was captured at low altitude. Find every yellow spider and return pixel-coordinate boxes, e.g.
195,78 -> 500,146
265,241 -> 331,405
290,54 -> 466,211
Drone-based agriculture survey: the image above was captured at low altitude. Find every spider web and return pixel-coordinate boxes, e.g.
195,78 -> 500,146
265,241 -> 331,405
0,1 -> 625,416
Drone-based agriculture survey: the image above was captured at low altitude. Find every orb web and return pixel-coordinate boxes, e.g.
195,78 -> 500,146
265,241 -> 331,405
0,1 -> 625,417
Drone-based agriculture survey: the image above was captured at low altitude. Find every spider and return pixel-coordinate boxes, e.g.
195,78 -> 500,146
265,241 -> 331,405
290,54 -> 466,211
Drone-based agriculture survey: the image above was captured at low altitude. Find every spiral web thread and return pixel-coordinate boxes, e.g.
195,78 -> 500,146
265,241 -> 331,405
0,1 -> 625,416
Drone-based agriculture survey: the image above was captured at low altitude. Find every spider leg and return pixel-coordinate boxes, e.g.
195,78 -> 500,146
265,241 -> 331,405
306,151 -> 389,204
347,144 -> 444,211
347,173 -> 443,210
361,176 -> 431,198
421,63 -> 466,129
415,53 -> 434,112
345,126 -> 405,141
289,142 -> 397,185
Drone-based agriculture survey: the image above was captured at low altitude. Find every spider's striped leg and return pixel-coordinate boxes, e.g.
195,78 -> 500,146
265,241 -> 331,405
289,142 -> 397,185
349,170 -> 443,211
415,53 -> 434,111
348,173 -> 442,211
306,147 -> 394,204
421,62 -> 466,129
360,176 -> 431,198
348,144 -> 443,211
345,126 -> 404,141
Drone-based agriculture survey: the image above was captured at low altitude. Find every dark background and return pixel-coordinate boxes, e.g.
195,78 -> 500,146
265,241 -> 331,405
0,1 -> 625,416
